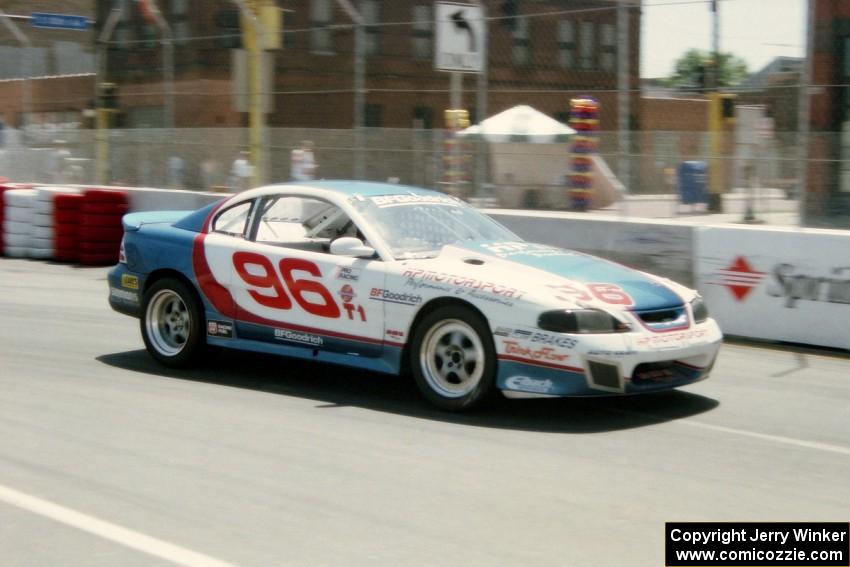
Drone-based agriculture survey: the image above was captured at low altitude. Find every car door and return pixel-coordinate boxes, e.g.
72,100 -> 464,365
228,193 -> 386,357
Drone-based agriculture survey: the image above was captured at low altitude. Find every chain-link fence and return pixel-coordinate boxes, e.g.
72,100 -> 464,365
2,0 -> 849,227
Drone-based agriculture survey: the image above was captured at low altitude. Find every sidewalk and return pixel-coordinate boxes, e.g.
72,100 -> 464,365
478,188 -> 800,227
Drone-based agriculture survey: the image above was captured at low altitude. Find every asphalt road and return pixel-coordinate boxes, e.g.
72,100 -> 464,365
1,258 -> 848,567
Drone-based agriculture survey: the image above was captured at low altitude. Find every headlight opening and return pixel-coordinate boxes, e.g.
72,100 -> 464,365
690,297 -> 709,323
537,309 -> 630,334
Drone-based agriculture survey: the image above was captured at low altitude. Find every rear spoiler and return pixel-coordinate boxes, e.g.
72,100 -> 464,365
122,210 -> 195,232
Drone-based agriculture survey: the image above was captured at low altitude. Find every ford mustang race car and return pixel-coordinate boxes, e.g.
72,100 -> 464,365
108,181 -> 722,411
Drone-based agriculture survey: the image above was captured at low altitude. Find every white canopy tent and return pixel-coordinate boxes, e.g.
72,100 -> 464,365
457,105 -> 576,143
457,105 -> 619,209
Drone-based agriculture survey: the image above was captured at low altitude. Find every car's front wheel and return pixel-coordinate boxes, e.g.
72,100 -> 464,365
141,278 -> 206,367
409,305 -> 497,411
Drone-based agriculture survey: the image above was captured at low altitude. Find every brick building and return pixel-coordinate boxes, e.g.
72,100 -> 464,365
95,0 -> 641,131
806,0 -> 850,222
0,0 -> 94,135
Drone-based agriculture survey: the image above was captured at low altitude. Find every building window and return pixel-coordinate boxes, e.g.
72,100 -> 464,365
579,21 -> 595,70
362,0 -> 380,56
311,0 -> 334,54
412,5 -> 432,60
600,23 -> 615,72
365,104 -> 383,127
558,20 -> 575,69
413,106 -> 433,129
512,16 -> 530,66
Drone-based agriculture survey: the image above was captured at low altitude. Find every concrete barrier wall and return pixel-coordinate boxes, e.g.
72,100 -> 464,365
11,184 -> 844,350
487,210 -> 697,286
109,186 -> 225,212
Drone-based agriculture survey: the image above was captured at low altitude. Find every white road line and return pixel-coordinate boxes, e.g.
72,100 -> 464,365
0,484 -> 239,567
613,410 -> 850,457
676,419 -> 850,457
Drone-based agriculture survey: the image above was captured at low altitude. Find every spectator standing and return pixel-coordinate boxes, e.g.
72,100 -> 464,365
291,140 -> 316,181
230,150 -> 253,191
51,139 -> 72,183
167,155 -> 185,189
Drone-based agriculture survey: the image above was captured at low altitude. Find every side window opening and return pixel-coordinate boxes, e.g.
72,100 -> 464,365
212,201 -> 252,236
254,195 -> 364,253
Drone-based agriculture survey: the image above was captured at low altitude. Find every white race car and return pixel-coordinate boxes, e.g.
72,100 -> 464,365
109,181 -> 722,411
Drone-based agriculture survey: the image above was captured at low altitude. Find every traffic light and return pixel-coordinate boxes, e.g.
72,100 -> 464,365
98,82 -> 119,110
214,9 -> 242,48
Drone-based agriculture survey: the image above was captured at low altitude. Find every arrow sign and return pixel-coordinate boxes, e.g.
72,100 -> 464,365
435,2 -> 485,73
31,13 -> 89,31
450,10 -> 477,53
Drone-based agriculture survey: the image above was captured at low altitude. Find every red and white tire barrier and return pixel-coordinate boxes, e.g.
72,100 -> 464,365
53,193 -> 84,263
31,187 -> 81,260
2,189 -> 38,258
79,189 -> 129,266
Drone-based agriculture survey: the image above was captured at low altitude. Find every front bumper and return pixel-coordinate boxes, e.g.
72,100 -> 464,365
496,320 -> 723,397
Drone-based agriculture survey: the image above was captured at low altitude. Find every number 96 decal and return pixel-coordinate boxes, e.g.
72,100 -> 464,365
547,282 -> 634,306
233,252 -> 341,318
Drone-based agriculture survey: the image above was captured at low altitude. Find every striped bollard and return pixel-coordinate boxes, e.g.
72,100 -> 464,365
568,97 -> 599,211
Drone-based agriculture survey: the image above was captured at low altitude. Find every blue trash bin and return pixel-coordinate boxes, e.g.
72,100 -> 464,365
677,161 -> 708,204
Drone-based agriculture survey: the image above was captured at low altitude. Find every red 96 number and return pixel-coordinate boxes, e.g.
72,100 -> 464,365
548,282 -> 634,307
233,252 -> 341,318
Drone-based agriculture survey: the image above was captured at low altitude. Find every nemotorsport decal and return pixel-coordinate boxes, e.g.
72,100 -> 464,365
402,269 -> 526,301
634,328 -> 708,348
369,288 -> 422,306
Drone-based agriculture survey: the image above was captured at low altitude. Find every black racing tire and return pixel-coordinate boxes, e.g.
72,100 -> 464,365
140,278 -> 207,368
409,304 -> 497,411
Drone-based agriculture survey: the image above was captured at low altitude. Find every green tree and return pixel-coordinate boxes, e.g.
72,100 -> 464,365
667,48 -> 749,89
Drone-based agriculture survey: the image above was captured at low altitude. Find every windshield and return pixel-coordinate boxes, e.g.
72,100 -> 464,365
350,194 -> 522,259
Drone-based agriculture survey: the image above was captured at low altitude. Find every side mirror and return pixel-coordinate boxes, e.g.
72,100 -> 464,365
330,237 -> 376,259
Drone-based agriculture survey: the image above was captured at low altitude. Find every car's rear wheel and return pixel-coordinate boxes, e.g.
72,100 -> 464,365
410,305 -> 496,411
141,278 -> 206,367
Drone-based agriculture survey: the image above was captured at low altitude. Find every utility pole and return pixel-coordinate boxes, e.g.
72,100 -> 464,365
141,1 -> 175,130
796,0 -> 814,226
95,7 -> 122,185
336,0 -> 365,180
474,0 -> 488,197
617,0 -> 630,198
707,0 -> 723,212
232,0 -> 270,187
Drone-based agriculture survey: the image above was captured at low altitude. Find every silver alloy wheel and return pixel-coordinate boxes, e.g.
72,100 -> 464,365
145,289 -> 191,357
419,318 -> 486,398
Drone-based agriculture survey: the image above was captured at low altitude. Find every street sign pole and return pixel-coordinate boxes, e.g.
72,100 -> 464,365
436,2 -> 484,197
450,72 -> 462,109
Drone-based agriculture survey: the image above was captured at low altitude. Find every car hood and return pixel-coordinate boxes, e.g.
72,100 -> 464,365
404,241 -> 686,311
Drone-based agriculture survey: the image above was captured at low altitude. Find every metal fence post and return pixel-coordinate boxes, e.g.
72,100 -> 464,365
796,0 -> 814,227
0,11 -> 32,144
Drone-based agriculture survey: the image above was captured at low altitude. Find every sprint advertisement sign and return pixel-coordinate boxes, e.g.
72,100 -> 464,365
695,226 -> 850,349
